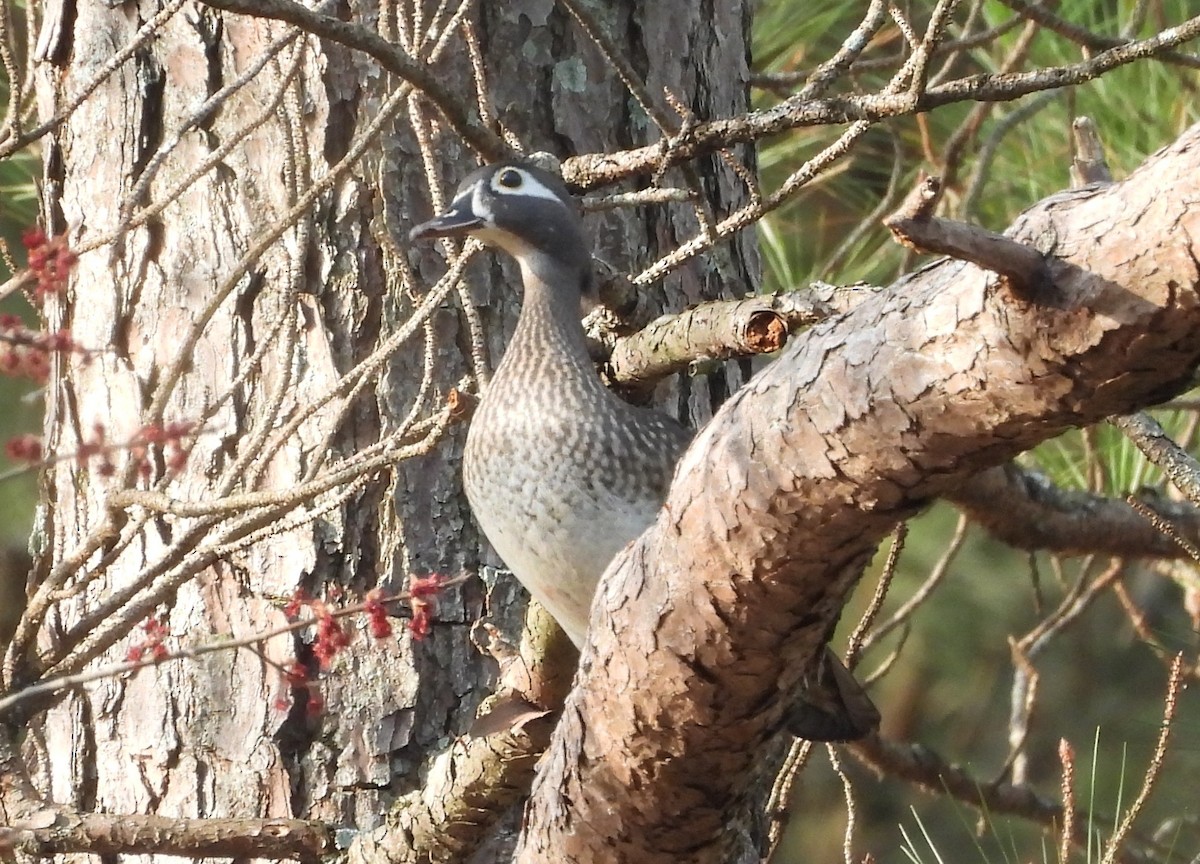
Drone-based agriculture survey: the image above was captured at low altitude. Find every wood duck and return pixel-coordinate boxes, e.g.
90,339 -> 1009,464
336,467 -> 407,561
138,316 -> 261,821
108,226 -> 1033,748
410,161 -> 878,741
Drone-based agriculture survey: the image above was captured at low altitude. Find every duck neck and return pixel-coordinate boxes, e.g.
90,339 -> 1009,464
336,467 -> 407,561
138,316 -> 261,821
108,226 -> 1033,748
496,254 -> 600,388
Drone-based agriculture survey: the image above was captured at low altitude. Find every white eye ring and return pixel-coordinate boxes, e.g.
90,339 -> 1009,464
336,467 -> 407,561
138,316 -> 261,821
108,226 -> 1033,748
496,168 -> 523,189
488,167 -> 566,206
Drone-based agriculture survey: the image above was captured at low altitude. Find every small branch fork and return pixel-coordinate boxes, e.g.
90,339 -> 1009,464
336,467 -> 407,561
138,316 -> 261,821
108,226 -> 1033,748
883,173 -> 1051,298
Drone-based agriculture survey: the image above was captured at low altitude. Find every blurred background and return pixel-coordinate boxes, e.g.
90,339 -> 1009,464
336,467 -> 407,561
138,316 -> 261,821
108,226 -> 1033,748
0,51 -> 39,642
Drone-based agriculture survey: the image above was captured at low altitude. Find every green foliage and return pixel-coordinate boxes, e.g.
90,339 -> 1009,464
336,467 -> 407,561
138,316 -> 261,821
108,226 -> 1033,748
0,24 -> 43,546
754,0 -> 1200,290
754,1 -> 1200,861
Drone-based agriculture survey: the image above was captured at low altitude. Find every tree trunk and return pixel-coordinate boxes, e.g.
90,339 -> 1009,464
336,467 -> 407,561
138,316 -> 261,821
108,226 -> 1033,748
9,0 -> 755,859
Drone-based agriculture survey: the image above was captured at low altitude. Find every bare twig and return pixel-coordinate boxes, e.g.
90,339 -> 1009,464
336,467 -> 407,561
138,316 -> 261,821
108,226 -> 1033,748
1099,655 -> 1184,864
885,174 -> 1051,296
1071,116 -> 1115,185
997,0 -> 1200,70
845,523 -> 906,671
0,0 -> 191,161
1112,412 -> 1200,508
764,738 -> 816,860
861,513 -> 970,655
751,15 -> 1025,91
0,575 -> 464,717
851,733 -> 1163,864
565,14 -> 1200,189
1059,739 -> 1076,863
192,0 -> 507,159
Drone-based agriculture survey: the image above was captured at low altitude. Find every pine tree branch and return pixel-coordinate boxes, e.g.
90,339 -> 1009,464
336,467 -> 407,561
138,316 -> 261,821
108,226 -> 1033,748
517,120 -> 1200,864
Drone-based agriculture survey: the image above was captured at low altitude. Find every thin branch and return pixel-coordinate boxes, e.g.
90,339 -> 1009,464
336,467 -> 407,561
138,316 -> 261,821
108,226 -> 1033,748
906,0 -> 963,100
582,187 -> 694,211
565,14 -> 1200,189
884,175 -> 1051,296
940,15 -> 1041,191
0,577 -> 467,717
750,15 -> 1025,91
947,462 -> 1200,560
1112,412 -> 1200,508
850,733 -> 1161,864
0,813 -> 330,859
43,407 -> 455,681
793,0 -> 889,101
0,0 -> 191,161
556,0 -> 674,135
194,0 -> 508,160
1059,739 -> 1077,864
1099,655 -> 1184,864
861,513 -> 969,654
846,523 -> 906,670
764,739 -> 816,860
997,0 -> 1200,70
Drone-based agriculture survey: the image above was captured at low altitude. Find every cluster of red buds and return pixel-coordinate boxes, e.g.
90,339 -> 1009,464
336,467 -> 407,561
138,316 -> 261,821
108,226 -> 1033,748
4,433 -> 42,464
275,579 -> 446,715
408,574 -> 445,640
276,660 -> 325,716
125,616 -> 171,663
129,420 -> 196,476
364,589 -> 394,639
0,315 -> 83,383
277,591 -> 352,717
22,228 -> 77,302
3,420 -> 196,480
74,422 -> 116,476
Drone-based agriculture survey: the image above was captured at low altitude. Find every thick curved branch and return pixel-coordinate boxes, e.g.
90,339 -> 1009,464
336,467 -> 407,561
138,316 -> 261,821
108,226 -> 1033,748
517,124 -> 1200,863
602,294 -> 1200,561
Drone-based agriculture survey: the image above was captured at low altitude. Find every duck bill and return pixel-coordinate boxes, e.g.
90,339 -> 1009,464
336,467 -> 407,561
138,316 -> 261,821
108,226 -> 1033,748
409,200 -> 484,241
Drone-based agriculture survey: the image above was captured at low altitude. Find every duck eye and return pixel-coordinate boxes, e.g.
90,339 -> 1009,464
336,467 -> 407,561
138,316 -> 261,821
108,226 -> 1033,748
497,169 -> 523,189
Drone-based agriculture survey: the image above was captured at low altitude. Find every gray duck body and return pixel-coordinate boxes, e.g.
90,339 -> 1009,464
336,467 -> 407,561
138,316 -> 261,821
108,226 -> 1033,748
410,160 -> 880,739
412,163 -> 689,646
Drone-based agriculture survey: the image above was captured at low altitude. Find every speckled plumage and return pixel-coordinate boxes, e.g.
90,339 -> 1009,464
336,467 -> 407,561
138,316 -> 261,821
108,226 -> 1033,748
411,163 -> 689,647
410,161 -> 881,740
